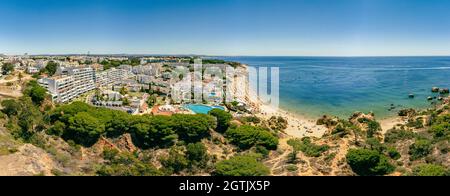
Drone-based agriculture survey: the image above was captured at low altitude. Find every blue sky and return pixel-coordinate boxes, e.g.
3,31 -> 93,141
1,0 -> 450,56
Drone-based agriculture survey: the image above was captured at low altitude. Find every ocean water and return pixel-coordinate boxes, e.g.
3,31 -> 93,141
220,56 -> 450,119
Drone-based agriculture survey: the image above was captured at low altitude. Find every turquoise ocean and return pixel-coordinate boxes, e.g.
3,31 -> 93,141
219,56 -> 450,119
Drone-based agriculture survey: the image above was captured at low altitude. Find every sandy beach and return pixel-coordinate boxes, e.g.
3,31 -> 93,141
255,103 -> 328,138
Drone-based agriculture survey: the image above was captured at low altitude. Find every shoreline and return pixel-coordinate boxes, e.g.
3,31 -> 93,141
237,63 -> 437,139
255,103 -> 328,138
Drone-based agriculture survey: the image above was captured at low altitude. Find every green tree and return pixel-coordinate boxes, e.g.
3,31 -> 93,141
214,154 -> 270,176
2,62 -> 14,75
1,99 -> 21,117
186,142 -> 208,166
146,94 -> 157,107
44,61 -> 58,76
104,111 -> 130,138
24,80 -> 47,105
64,112 -> 105,146
172,114 -> 216,142
130,115 -> 177,148
346,148 -> 395,176
15,97 -> 43,140
226,125 -> 278,150
119,86 -> 128,95
208,109 -> 232,133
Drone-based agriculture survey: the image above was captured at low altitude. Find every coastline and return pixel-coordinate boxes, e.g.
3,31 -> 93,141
236,63 -> 430,139
236,64 -> 328,138
256,103 -> 328,138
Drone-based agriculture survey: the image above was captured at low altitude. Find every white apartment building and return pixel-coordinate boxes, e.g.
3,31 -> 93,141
27,66 -> 40,74
39,67 -> 96,103
96,68 -> 134,87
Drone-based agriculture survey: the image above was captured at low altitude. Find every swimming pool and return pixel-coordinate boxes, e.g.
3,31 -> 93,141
184,104 -> 225,114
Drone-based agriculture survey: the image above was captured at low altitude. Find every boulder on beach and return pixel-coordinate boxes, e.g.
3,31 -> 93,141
439,88 -> 449,94
432,87 -> 440,93
398,108 -> 416,117
427,96 -> 433,101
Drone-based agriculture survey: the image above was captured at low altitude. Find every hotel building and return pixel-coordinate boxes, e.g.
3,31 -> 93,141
38,67 -> 96,103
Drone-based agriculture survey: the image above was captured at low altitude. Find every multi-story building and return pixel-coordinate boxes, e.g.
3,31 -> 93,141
96,68 -> 134,87
38,66 -> 96,103
27,66 -> 40,74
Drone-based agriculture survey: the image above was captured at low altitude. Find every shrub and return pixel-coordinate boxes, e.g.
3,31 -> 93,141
286,165 -> 298,172
409,139 -> 432,160
387,147 -> 401,160
367,120 -> 381,138
287,137 -> 329,157
366,138 -> 386,153
346,148 -> 395,176
186,142 -> 208,166
384,129 -> 416,143
1,99 -> 21,117
214,154 -> 269,176
97,149 -> 162,176
160,147 -> 189,174
429,114 -> 450,139
412,164 -> 448,176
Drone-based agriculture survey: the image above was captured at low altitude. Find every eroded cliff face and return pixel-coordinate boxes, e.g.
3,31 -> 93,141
0,144 -> 58,176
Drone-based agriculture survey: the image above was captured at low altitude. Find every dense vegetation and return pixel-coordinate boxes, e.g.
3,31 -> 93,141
97,148 -> 163,176
208,108 -> 232,133
46,102 -> 216,147
214,154 -> 270,176
346,148 -> 395,176
411,164 -> 448,176
1,82 -> 276,176
23,80 -> 48,106
225,125 -> 278,150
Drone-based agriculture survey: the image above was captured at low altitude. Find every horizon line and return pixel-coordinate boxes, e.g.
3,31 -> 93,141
2,53 -> 450,58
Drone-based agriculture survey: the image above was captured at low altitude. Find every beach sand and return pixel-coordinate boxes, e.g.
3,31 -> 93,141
256,104 -> 328,138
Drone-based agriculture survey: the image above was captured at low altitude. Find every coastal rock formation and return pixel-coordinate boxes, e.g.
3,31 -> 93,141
316,115 -> 339,128
349,112 -> 375,126
398,108 -> 416,117
432,87 -> 440,93
440,88 -> 449,94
